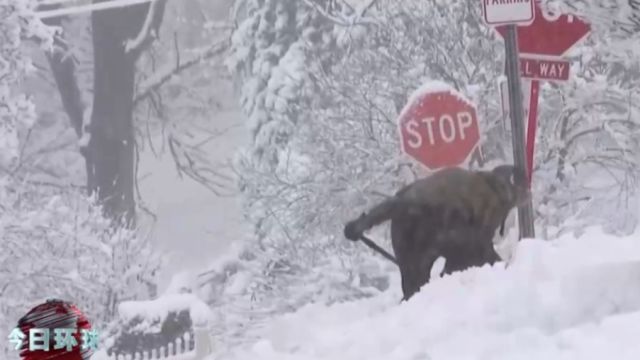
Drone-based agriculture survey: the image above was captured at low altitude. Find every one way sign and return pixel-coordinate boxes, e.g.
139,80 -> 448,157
520,57 -> 570,81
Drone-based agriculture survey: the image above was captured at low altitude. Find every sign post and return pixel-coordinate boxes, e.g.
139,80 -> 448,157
482,0 -> 537,239
500,76 -> 536,186
525,80 -> 540,185
503,25 -> 536,239
499,77 -> 531,133
397,82 -> 481,170
488,1 -> 592,240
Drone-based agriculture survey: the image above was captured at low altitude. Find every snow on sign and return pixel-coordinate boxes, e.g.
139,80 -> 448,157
482,0 -> 535,26
397,81 -> 480,170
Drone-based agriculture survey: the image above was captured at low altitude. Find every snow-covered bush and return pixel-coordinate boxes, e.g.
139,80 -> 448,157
196,239 -> 393,348
1,185 -> 161,359
0,180 -> 161,324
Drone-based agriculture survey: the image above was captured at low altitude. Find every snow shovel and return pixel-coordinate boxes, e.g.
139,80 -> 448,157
358,234 -> 399,266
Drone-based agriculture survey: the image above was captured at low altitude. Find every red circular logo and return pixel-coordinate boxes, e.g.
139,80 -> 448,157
12,299 -> 96,360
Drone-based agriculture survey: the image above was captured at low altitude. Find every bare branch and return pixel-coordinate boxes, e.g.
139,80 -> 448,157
357,0 -> 379,18
167,135 -> 237,197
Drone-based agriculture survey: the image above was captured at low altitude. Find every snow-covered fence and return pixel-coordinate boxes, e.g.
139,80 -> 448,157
104,293 -> 214,360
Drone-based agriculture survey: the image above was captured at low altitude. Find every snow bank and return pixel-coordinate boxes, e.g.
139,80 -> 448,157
220,227 -> 640,360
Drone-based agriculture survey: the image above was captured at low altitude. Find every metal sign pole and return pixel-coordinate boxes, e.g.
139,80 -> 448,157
504,24 -> 535,239
526,80 -> 540,187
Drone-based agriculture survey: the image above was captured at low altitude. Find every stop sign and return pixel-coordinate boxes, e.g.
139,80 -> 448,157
495,3 -> 591,57
397,83 -> 480,170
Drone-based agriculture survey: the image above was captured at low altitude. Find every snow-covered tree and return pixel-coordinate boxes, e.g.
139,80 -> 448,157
232,0 -> 640,249
534,56 -> 640,236
31,0 -> 170,225
134,0 -> 237,196
0,0 -> 53,173
213,0 -> 505,340
31,0 -> 238,225
221,1 -> 640,333
231,0 -> 503,278
530,0 -> 640,236
227,0 -> 343,170
0,3 -> 160,358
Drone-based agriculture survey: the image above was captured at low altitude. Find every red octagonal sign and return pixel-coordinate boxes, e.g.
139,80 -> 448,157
495,2 -> 591,57
397,82 -> 480,170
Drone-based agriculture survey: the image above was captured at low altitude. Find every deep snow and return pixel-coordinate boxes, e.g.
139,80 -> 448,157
212,227 -> 640,360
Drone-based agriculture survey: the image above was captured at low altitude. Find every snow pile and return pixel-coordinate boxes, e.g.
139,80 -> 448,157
219,227 -> 640,360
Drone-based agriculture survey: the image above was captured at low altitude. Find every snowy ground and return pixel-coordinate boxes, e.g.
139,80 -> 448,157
213,227 -> 640,360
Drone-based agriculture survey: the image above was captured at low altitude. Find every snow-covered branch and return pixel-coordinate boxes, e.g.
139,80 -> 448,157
37,0 -> 84,6
124,0 -> 168,56
301,0 -> 380,27
134,40 -> 229,105
167,134 -> 237,197
35,0 -> 154,19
